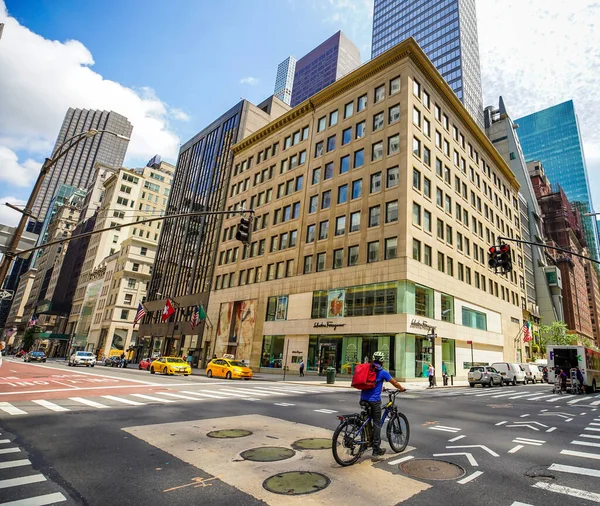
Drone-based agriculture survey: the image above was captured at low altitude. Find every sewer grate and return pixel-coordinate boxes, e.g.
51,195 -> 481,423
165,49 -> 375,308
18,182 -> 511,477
400,459 -> 465,481
263,471 -> 330,495
206,429 -> 252,439
292,438 -> 332,450
240,446 -> 295,462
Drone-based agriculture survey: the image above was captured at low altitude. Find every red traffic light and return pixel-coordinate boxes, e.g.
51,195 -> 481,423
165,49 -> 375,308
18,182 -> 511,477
500,244 -> 510,253
489,246 -> 498,254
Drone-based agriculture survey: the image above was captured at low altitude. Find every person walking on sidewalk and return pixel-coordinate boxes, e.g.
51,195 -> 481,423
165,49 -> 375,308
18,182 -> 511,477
299,360 -> 305,377
427,363 -> 435,388
187,352 -> 193,369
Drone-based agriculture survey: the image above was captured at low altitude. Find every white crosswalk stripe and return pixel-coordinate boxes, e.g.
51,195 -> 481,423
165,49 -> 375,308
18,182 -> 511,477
0,491 -> 68,505
101,395 -> 145,406
130,394 -> 175,403
69,397 -> 109,409
0,403 -> 27,415
0,473 -> 46,489
31,400 -> 70,412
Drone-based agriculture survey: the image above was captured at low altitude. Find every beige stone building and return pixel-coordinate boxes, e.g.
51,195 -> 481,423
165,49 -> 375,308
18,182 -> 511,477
207,39 -> 524,380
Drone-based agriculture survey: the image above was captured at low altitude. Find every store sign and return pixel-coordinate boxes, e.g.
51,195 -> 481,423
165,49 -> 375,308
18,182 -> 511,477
313,321 -> 346,330
291,350 -> 303,354
410,319 -> 436,333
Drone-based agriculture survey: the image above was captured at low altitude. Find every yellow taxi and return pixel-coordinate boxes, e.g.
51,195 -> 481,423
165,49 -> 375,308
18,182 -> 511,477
206,357 -> 252,380
149,357 -> 191,376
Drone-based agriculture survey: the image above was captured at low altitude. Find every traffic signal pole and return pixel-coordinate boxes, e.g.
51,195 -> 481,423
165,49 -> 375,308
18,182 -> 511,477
497,236 -> 600,266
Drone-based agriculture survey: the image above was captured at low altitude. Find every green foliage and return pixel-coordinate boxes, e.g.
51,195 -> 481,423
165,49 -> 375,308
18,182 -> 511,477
539,321 -> 575,346
22,327 -> 36,352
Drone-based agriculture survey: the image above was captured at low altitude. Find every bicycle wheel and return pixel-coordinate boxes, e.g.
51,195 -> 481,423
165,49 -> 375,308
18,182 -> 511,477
387,412 -> 410,453
332,420 -> 366,466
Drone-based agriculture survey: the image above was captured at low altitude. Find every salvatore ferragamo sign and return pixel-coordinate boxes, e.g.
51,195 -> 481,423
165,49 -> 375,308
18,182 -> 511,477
313,321 -> 346,330
410,319 -> 436,333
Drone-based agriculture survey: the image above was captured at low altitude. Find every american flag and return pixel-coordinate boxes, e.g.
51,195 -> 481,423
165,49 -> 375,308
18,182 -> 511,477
133,303 -> 146,327
5,328 -> 16,338
190,305 -> 200,330
523,321 -> 533,342
28,315 -> 38,327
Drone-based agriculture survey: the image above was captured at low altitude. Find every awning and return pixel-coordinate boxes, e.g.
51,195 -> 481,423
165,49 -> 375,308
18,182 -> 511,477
33,332 -> 70,341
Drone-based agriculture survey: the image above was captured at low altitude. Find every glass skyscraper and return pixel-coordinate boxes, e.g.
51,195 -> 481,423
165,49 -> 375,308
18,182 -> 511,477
516,100 -> 599,262
274,56 -> 296,106
371,0 -> 484,126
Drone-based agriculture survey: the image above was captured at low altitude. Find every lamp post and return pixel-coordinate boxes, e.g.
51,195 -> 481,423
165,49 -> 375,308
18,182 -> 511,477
0,129 -> 130,289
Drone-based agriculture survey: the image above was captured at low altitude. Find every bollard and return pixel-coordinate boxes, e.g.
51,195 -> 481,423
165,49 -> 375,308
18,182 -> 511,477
450,375 -> 454,386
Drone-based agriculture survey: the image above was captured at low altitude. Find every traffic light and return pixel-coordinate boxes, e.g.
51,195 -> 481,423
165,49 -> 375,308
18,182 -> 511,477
488,246 -> 501,269
499,244 -> 512,272
235,215 -> 252,245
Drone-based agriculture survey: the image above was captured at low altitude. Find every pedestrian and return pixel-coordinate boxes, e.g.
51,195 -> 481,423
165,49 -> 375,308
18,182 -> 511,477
187,352 -> 193,368
559,369 -> 567,392
120,352 -> 125,368
299,360 -> 305,377
576,367 -> 585,394
0,341 -> 5,369
427,363 -> 435,388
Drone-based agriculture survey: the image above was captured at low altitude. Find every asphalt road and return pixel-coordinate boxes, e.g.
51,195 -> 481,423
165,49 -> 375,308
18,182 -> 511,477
0,358 -> 598,505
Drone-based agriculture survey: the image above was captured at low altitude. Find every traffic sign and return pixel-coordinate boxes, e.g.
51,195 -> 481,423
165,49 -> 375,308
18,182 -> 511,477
0,290 -> 13,300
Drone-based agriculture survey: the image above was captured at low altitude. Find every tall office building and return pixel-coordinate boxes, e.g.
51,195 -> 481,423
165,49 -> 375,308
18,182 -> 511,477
516,101 -> 599,263
371,0 -> 484,127
290,31 -> 361,108
274,56 -> 296,106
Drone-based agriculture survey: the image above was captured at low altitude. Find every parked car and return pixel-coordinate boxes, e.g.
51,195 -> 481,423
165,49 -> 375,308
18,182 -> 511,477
468,366 -> 503,387
491,362 -> 526,385
149,357 -> 191,376
206,358 -> 253,380
104,356 -> 121,367
520,363 -> 542,384
138,358 -> 154,370
68,351 -> 96,367
25,351 -> 47,363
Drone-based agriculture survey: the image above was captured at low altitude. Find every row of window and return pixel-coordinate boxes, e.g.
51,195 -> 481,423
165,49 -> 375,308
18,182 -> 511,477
234,141 -> 280,176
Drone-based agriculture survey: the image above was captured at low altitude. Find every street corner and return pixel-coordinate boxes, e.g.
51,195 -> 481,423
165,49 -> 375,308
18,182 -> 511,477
123,414 -> 429,505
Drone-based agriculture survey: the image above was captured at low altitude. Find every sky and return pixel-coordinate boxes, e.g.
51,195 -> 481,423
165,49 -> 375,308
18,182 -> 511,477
0,0 -> 599,227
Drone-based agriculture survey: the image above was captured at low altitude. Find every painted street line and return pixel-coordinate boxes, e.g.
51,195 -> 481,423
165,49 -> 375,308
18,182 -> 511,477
510,421 -> 548,427
0,403 -> 27,415
219,388 -> 271,397
589,422 -> 600,426
31,400 -> 70,412
241,387 -> 289,396
513,437 -> 546,443
560,449 -> 600,460
0,447 -> 21,455
254,387 -> 312,394
0,474 -> 46,489
533,481 -> 600,502
314,409 -> 338,414
567,398 -> 588,404
388,455 -> 414,465
181,391 -> 232,399
591,400 -> 600,406
539,412 -> 572,418
130,394 -> 175,403
580,434 -> 600,439
508,393 -> 545,400
584,427 -> 600,432
513,438 -> 543,446
100,395 -> 144,406
429,427 -> 460,433
0,491 -> 68,505
510,502 -> 535,506
582,413 -> 588,416
475,390 -> 516,397
69,397 -> 109,409
546,427 -> 557,433
156,392 -> 203,401
549,463 -> 600,478
545,396 -> 565,402
448,435 -> 466,442
433,425 -> 461,431
495,421 -> 507,426
506,424 -> 539,431
0,459 -> 31,470
446,444 -> 499,457
432,452 -> 478,466
508,445 -> 524,454
528,394 -> 559,400
491,392 -> 526,398
214,389 -> 270,397
0,439 -> 9,444
565,418 -> 574,422
520,414 -> 530,418
571,440 -> 600,448
274,403 -> 295,407
457,470 -> 483,484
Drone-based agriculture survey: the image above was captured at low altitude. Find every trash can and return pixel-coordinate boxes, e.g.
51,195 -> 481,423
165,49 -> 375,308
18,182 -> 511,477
326,367 -> 336,384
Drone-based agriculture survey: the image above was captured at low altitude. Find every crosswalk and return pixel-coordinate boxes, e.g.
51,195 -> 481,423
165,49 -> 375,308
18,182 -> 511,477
0,384 -> 337,416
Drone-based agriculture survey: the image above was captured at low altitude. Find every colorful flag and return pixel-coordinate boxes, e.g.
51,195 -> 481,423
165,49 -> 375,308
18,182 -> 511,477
161,299 -> 175,322
133,303 -> 146,327
190,305 -> 207,330
28,315 -> 38,327
523,321 -> 532,342
5,328 -> 16,338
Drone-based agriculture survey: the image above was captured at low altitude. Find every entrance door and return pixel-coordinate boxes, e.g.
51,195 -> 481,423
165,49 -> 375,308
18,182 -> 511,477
319,345 -> 337,375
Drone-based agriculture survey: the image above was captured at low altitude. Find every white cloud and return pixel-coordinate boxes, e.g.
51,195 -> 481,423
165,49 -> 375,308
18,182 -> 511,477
170,108 -> 191,122
240,76 -> 260,86
0,196 -> 27,227
0,0 -> 182,172
0,146 -> 41,187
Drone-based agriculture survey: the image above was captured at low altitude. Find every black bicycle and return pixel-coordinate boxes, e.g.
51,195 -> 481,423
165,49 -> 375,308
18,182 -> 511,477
332,388 -> 410,466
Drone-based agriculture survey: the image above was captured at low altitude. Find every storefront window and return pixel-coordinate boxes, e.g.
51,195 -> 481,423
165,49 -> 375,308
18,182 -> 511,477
261,336 -> 285,368
312,283 -> 398,318
441,293 -> 454,323
266,296 -> 289,321
414,335 -> 433,378
442,338 -> 456,376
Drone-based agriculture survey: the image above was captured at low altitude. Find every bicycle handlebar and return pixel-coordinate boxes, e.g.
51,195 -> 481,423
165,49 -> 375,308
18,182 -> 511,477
383,388 -> 407,394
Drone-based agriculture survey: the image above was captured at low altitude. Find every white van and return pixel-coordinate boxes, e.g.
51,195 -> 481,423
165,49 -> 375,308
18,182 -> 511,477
491,362 -> 526,385
520,363 -> 542,384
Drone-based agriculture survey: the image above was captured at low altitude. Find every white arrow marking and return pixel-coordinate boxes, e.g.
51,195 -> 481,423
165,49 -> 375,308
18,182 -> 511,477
457,470 -> 483,484
540,412 -> 574,417
446,445 -> 499,457
433,452 -> 478,466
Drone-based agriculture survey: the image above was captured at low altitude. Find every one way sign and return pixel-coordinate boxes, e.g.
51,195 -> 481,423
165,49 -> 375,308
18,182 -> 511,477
0,290 -> 14,300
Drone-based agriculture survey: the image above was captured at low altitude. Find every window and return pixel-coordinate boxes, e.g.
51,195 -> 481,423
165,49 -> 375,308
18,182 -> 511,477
389,104 -> 400,124
368,241 -> 379,263
333,249 -> 343,269
324,162 -> 334,180
388,135 -> 399,155
322,190 -> 331,209
351,179 -> 362,199
348,245 -> 359,266
423,209 -> 431,232
413,168 -> 421,190
340,155 -> 350,174
335,215 -> 346,236
132,263 -> 140,272
329,110 -> 338,126
371,172 -> 382,193
447,256 -> 453,276
120,309 -> 129,320
387,166 -> 399,188
435,104 -> 441,121
373,112 -> 384,131
140,247 -> 147,256
441,293 -> 454,322
437,219 -> 444,240
295,175 -> 304,191
413,79 -> 421,97
309,195 -> 318,213
290,155 -> 298,169
317,252 -> 326,272
372,141 -> 383,161
437,252 -> 445,272
302,126 -> 309,141
413,239 -> 421,261
356,121 -> 366,139
413,137 -> 421,157
354,149 -> 364,168
312,167 -> 321,185
342,127 -> 352,145
344,101 -> 354,118
436,188 -> 443,207
350,211 -> 360,232
284,136 -> 291,150
337,184 -> 348,204
124,294 -> 133,305
369,205 -> 380,226
386,200 -> 398,223
413,202 -> 421,226
424,245 -> 432,266
327,135 -> 336,152
423,147 -> 431,167
462,307 -> 487,330
375,85 -> 385,102
317,116 -> 326,132
446,224 -> 453,245
424,177 -> 431,198
413,107 -> 421,127
299,150 -> 306,165
385,237 -> 397,259
445,194 -> 452,213
292,131 -> 300,145
120,184 -> 132,194
443,114 -> 449,130
390,76 -> 400,95
304,255 -> 313,274
357,94 -> 367,111
423,118 -> 430,137
306,224 -> 315,243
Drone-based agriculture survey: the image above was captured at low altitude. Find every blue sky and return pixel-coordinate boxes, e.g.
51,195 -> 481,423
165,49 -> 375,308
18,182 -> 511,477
1,0 -> 599,227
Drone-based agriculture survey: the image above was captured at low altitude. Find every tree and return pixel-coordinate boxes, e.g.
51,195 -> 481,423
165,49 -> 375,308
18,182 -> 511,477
22,327 -> 37,352
539,321 -> 575,347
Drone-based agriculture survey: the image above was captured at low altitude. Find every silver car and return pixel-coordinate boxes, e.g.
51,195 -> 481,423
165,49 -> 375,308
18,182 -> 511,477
468,366 -> 503,388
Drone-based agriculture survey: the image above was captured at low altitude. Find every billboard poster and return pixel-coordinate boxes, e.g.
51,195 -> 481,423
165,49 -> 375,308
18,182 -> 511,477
327,289 -> 346,318
275,296 -> 288,321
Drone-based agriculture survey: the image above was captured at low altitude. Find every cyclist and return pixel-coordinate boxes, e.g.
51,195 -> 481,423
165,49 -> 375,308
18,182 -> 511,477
361,351 -> 406,457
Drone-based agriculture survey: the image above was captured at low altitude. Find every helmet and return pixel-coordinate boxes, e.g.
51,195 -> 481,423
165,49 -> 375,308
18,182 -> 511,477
373,351 -> 386,362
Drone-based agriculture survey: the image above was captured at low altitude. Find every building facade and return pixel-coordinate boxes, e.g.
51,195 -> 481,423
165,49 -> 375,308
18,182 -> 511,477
585,262 -> 600,345
290,31 -> 361,108
208,39 -> 523,381
3,270 -> 36,349
274,56 -> 296,106
516,101 -> 599,264
140,98 -> 290,364
371,0 -> 484,127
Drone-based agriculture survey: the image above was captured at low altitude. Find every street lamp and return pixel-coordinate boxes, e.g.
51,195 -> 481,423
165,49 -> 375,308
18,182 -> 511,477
0,129 -> 130,288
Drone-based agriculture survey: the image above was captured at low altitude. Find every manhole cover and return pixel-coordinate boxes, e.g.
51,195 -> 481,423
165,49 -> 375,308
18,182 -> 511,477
207,429 -> 252,439
400,459 -> 465,481
263,471 -> 330,495
241,447 -> 296,462
292,438 -> 332,450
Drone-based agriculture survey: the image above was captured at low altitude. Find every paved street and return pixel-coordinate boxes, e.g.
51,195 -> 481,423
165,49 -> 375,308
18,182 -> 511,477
1,359 -> 600,505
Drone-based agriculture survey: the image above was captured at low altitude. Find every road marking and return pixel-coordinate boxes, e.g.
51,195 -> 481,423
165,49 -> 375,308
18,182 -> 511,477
546,427 -> 557,433
495,421 -> 507,426
513,437 -> 546,443
510,502 -> 534,506
513,439 -> 543,446
388,455 -> 414,465
101,395 -> 145,406
0,474 -> 46,489
0,439 -> 9,444
446,444 -> 499,457
218,388 -> 270,397
0,491 -> 68,505
0,403 -> 27,415
527,394 -> 558,400
508,445 -> 523,453
243,387 -> 289,396
508,393 -> 544,400
565,418 -> 574,422
254,387 -> 310,394
434,425 -> 462,431
130,394 -> 175,403
561,449 -> 600,460
589,422 -> 600,426
520,414 -> 530,418
533,481 -> 600,502
549,463 -> 600,477
200,390 -> 252,398
157,392 -> 201,401
314,409 -> 338,414
0,459 -> 31,470
567,398 -> 588,404
591,400 -> 600,406
69,397 -> 109,409
507,424 -> 539,431
433,452 -> 478,466
274,403 -> 295,407
580,434 -> 600,439
571,440 -> 600,448
429,427 -> 460,433
584,427 -> 600,432
491,392 -> 524,398
0,448 -> 21,455
475,390 -> 516,397
545,396 -> 564,402
180,391 -> 228,399
31,400 -> 70,412
457,470 -> 483,484
449,435 -> 466,442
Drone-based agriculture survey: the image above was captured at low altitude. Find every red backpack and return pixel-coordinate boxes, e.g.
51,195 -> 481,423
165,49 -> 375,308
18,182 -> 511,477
351,363 -> 377,390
